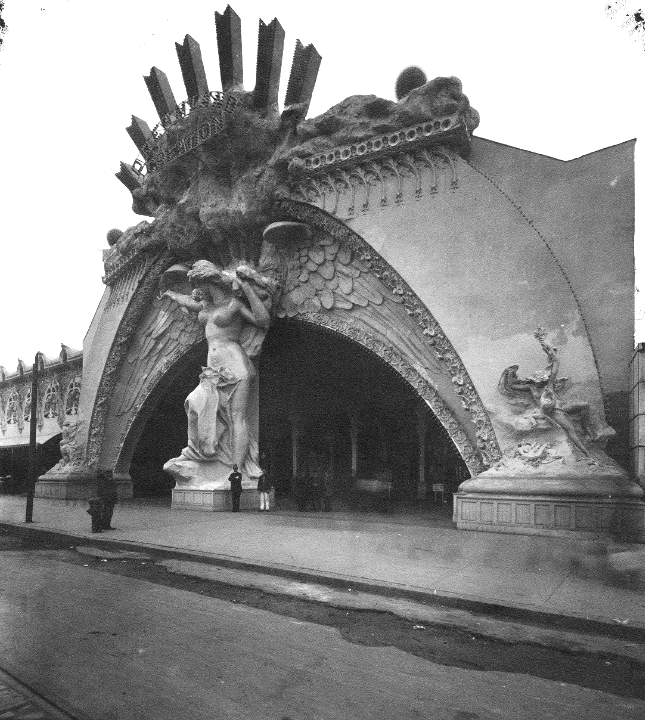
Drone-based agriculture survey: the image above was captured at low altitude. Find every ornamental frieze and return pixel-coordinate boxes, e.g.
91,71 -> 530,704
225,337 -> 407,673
287,148 -> 459,215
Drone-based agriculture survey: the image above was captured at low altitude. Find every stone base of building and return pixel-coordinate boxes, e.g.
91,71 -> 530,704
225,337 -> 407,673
172,488 -> 274,512
454,492 -> 645,541
35,479 -> 134,501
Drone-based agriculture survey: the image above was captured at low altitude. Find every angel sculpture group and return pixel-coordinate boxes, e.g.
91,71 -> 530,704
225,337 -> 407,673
162,260 -> 276,480
498,328 -> 614,458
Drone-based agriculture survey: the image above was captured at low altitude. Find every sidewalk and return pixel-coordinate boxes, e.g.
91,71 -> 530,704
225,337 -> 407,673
2,494 -> 645,633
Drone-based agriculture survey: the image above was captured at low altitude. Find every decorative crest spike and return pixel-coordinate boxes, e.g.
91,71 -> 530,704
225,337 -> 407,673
175,34 -> 209,103
126,116 -> 153,156
144,67 -> 178,127
115,162 -> 143,192
284,40 -> 321,111
253,18 -> 285,112
215,5 -> 243,91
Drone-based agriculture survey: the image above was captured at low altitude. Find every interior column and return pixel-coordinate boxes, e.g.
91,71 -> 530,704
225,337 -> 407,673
349,412 -> 359,478
416,408 -> 427,500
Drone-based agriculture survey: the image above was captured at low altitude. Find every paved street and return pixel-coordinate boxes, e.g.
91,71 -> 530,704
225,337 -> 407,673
0,538 -> 644,720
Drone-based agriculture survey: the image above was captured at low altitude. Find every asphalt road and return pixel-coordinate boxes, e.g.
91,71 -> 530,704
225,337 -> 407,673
0,535 -> 643,720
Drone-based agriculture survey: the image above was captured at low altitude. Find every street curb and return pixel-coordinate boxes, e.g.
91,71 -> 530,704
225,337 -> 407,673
3,520 -> 645,642
0,666 -> 80,720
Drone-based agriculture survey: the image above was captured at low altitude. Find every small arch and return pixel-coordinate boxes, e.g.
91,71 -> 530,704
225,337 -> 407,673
6,392 -> 19,425
65,378 -> 81,416
23,390 -> 31,423
44,383 -> 60,419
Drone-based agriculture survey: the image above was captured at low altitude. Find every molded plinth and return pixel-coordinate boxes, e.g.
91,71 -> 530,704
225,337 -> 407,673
35,479 -> 133,501
454,492 -> 645,541
172,488 -> 274,512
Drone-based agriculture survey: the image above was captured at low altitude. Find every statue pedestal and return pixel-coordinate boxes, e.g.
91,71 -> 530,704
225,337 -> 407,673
455,441 -> 645,541
172,487 -> 273,512
164,456 -> 266,511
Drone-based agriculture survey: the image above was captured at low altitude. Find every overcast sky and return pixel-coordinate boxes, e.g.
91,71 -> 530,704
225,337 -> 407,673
0,0 -> 643,368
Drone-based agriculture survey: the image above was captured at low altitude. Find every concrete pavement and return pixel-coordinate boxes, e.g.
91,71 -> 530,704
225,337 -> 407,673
4,547 -> 643,720
1,494 -> 645,633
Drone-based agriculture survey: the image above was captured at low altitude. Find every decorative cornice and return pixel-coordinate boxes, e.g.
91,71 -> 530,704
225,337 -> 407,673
291,115 -> 469,177
0,355 -> 82,388
276,198 -> 502,469
287,146 -> 459,216
103,247 -> 149,286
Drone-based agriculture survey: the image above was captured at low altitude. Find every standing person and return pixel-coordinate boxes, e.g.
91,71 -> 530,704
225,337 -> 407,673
308,470 -> 322,512
321,470 -> 333,513
257,473 -> 274,512
97,469 -> 117,530
228,464 -> 243,512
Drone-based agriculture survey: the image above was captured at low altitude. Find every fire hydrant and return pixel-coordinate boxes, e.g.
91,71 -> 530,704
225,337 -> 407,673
87,498 -> 104,533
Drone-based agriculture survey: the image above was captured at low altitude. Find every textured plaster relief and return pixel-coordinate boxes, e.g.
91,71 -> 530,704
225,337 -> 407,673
461,328 -> 637,498
107,220 -> 486,478
96,14 -> 491,484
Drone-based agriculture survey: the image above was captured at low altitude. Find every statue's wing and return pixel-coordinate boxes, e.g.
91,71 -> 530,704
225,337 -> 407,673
277,235 -> 394,318
113,296 -> 203,417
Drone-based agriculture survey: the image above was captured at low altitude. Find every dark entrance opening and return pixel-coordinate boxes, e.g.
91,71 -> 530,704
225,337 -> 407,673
128,343 -> 204,497
128,320 -> 468,506
259,320 -> 468,510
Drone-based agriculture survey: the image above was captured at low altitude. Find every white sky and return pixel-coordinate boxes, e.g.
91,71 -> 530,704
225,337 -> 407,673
0,0 -> 643,368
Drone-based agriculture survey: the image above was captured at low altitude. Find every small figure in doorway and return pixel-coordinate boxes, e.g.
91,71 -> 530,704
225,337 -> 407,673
228,464 -> 243,512
257,472 -> 274,511
293,474 -> 308,512
97,469 -> 118,530
307,471 -> 322,512
321,471 -> 333,512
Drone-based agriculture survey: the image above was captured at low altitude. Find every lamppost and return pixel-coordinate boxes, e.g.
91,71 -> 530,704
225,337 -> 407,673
25,351 -> 41,523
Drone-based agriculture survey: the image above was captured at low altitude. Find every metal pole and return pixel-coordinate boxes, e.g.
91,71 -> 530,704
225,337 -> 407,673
25,352 -> 40,523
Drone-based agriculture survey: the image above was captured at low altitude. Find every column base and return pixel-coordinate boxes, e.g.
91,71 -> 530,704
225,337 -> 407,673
35,479 -> 133,501
454,492 -> 645,541
172,488 -> 274,512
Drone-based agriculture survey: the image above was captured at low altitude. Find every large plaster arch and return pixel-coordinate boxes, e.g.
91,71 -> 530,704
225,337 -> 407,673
110,310 -> 486,480
91,212 -> 501,480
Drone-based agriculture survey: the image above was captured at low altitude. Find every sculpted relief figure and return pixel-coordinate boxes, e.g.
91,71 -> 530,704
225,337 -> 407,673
162,259 -> 276,488
498,327 -> 615,463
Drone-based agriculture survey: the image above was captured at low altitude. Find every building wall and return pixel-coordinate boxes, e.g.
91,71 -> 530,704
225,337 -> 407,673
631,344 -> 645,487
0,354 -> 82,457
336,138 -> 634,464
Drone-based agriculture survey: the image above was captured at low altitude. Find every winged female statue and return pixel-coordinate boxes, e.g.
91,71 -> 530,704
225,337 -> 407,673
161,259 -> 275,485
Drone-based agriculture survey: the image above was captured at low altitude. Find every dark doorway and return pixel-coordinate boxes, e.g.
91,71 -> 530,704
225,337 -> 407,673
127,320 -> 468,505
258,320 -> 468,508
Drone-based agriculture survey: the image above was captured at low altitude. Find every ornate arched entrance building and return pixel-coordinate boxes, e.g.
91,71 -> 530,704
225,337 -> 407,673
36,6 -> 643,538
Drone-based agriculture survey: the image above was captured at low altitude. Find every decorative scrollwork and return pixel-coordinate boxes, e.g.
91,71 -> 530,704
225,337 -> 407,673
87,251 -> 175,467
